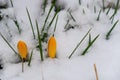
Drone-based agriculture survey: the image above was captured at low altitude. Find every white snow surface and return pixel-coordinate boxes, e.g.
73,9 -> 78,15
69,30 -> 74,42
0,0 -> 120,80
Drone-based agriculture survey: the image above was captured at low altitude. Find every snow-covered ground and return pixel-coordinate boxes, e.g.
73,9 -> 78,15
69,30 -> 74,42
0,0 -> 120,80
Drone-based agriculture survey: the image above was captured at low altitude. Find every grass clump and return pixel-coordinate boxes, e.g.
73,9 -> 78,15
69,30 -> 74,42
81,35 -> 99,55
106,20 -> 119,40
68,28 -> 92,59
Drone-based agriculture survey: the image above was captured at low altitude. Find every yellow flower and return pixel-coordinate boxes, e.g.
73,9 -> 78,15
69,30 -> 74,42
48,36 -> 57,58
17,40 -> 28,59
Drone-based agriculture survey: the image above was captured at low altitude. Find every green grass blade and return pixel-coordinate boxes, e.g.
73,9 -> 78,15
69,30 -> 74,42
94,6 -> 96,13
81,35 -> 99,55
106,20 -> 119,40
68,28 -> 92,59
68,11 -> 76,22
47,11 -> 58,30
13,20 -> 21,34
53,15 -> 58,36
83,8 -> 85,14
43,0 -> 48,13
106,7 -> 111,15
88,33 -> 91,45
28,50 -> 33,66
64,20 -> 69,29
102,0 -> 105,12
26,8 -> 35,39
79,0 -> 81,5
10,0 -> 14,7
110,0 -> 119,19
0,32 -> 18,54
36,20 -> 44,61
96,9 -> 102,21
41,3 -> 55,33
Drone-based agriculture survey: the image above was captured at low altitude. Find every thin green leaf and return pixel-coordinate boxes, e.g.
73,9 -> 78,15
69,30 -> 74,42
36,20 -> 44,61
28,50 -> 33,66
26,8 -> 35,39
106,20 -> 119,40
41,3 -> 55,33
79,0 -> 81,5
68,11 -> 76,22
81,35 -> 99,55
13,20 -> 21,34
106,7 -> 111,15
88,33 -> 91,45
10,0 -> 14,7
69,28 -> 92,59
83,8 -> 85,14
110,0 -> 119,19
53,15 -> 58,36
64,20 -> 69,29
47,10 -> 58,30
43,0 -> 48,13
0,32 -> 18,54
96,9 -> 102,21
94,6 -> 96,13
102,0 -> 105,12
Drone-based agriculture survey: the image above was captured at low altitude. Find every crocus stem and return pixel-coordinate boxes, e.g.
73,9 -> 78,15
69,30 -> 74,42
22,59 -> 24,72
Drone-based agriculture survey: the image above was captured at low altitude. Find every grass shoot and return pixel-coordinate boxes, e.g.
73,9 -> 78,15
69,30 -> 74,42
47,9 -> 59,31
96,9 -> 102,21
68,28 -> 92,59
36,20 -> 44,61
28,49 -> 33,66
0,32 -> 18,55
10,0 -> 14,7
41,3 -> 55,33
110,0 -> 119,20
94,6 -> 96,13
53,15 -> 58,36
106,20 -> 119,40
81,35 -> 99,55
68,11 -> 76,22
106,7 -> 111,15
26,8 -> 35,39
13,20 -> 21,34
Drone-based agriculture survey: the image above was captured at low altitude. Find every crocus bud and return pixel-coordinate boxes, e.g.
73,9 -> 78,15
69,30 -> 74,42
17,40 -> 28,59
48,36 -> 57,58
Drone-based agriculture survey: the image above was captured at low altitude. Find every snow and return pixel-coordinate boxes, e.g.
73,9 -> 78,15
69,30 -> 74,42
0,0 -> 120,80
